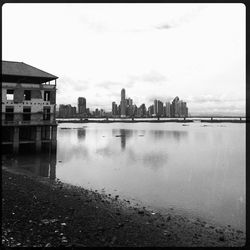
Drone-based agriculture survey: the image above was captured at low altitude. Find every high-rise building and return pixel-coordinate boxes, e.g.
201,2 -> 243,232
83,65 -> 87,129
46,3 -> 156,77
59,104 -> 77,118
154,100 -> 164,117
165,102 -> 171,117
112,102 -> 118,116
138,104 -> 146,117
171,96 -> 179,117
78,97 -> 86,115
120,88 -> 126,118
154,100 -> 157,116
148,105 -> 154,117
158,100 -> 164,116
170,97 -> 188,117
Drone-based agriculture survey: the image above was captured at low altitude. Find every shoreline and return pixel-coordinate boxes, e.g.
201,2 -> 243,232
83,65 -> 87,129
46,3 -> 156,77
57,119 -> 246,123
2,167 -> 246,247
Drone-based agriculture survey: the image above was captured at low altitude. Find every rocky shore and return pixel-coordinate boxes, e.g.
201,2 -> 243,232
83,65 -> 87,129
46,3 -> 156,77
2,168 -> 246,247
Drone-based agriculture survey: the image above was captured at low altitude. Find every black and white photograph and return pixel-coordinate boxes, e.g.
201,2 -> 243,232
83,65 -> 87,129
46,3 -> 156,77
2,3 -> 246,247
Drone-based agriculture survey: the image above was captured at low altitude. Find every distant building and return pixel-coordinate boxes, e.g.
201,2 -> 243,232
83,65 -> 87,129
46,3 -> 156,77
120,88 -> 126,118
154,100 -> 164,117
112,101 -> 118,116
59,104 -> 76,118
171,97 -> 188,117
138,104 -> 146,117
148,105 -> 154,117
165,102 -> 171,117
126,98 -> 133,117
171,96 -> 179,117
78,97 -> 86,116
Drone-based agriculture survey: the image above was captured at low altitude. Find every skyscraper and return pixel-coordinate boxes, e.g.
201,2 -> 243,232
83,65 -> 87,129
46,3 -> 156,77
78,97 -> 86,115
165,102 -> 171,117
171,96 -> 180,117
154,100 -> 164,117
121,88 -> 126,117
112,101 -> 118,116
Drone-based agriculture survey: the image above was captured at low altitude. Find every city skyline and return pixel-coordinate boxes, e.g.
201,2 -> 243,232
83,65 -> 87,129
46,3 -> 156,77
57,88 -> 189,118
3,3 -> 245,116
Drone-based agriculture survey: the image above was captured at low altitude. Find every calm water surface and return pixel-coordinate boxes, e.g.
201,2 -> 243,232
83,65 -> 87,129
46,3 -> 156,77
4,122 -> 245,231
56,122 -> 245,231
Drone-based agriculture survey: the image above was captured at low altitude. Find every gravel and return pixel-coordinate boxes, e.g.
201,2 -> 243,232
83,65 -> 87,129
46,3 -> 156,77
2,168 -> 246,247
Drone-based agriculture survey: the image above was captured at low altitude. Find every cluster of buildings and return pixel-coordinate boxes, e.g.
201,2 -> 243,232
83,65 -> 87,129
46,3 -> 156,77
58,88 -> 188,119
112,89 -> 188,118
58,97 -> 109,118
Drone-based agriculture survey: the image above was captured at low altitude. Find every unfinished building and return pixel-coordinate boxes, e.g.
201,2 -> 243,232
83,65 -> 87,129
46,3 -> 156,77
2,61 -> 58,154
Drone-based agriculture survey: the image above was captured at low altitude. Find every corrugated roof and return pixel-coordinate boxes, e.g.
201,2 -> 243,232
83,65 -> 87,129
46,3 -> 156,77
2,61 -> 58,80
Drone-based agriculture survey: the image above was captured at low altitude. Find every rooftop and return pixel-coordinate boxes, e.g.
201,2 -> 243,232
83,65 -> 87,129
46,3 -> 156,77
2,61 -> 58,84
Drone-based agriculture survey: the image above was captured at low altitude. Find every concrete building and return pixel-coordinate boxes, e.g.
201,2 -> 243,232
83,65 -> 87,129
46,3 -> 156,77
58,104 -> 76,118
112,101 -> 118,116
78,97 -> 86,116
171,97 -> 188,117
2,61 -> 58,154
120,88 -> 126,118
171,96 -> 180,117
138,104 -> 146,117
154,100 -> 164,117
165,102 -> 171,117
148,105 -> 154,117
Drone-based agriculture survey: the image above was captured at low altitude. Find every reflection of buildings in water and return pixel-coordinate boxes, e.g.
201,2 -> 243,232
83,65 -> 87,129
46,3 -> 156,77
112,129 -> 133,150
57,143 -> 89,163
120,130 -> 126,150
77,129 -> 86,140
150,130 -> 188,141
96,146 -> 113,157
3,143 -> 57,180
142,152 -> 168,171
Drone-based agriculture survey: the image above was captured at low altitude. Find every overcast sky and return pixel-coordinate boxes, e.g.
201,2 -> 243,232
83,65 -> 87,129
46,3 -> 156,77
3,3 -> 245,115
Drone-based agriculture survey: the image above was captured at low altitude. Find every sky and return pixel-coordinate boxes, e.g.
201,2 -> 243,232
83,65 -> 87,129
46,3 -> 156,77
2,3 -> 246,115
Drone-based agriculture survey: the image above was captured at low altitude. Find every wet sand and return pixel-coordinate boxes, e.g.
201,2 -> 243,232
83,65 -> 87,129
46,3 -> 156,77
2,167 -> 246,247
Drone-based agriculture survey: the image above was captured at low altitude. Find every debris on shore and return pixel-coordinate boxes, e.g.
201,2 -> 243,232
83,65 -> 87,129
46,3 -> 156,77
2,169 -> 246,247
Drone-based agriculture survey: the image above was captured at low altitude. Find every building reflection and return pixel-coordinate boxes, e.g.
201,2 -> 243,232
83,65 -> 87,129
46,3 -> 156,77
3,142 -> 57,180
112,129 -> 133,150
142,152 -> 168,171
150,130 -> 188,142
77,128 -> 86,141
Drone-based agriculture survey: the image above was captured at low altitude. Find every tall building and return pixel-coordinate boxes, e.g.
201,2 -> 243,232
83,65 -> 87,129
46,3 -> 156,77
59,104 -> 76,118
148,105 -> 154,117
154,100 -> 164,117
112,102 -> 118,116
78,97 -> 86,115
154,100 -> 157,116
2,61 -> 58,154
165,102 -> 171,117
120,88 -> 126,118
171,96 -> 180,117
138,104 -> 146,117
171,97 -> 188,117
126,97 -> 133,117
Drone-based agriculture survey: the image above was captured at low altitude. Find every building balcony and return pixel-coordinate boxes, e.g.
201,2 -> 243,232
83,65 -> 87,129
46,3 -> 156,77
1,112 -> 57,126
2,120 -> 57,126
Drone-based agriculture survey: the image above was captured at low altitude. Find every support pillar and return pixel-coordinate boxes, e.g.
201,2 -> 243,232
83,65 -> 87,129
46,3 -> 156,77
50,151 -> 57,180
13,127 -> 19,154
51,126 -> 57,153
36,126 -> 42,152
34,155 -> 41,176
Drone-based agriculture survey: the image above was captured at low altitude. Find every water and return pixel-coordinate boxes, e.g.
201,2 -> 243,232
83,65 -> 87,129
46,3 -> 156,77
3,122 -> 245,231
